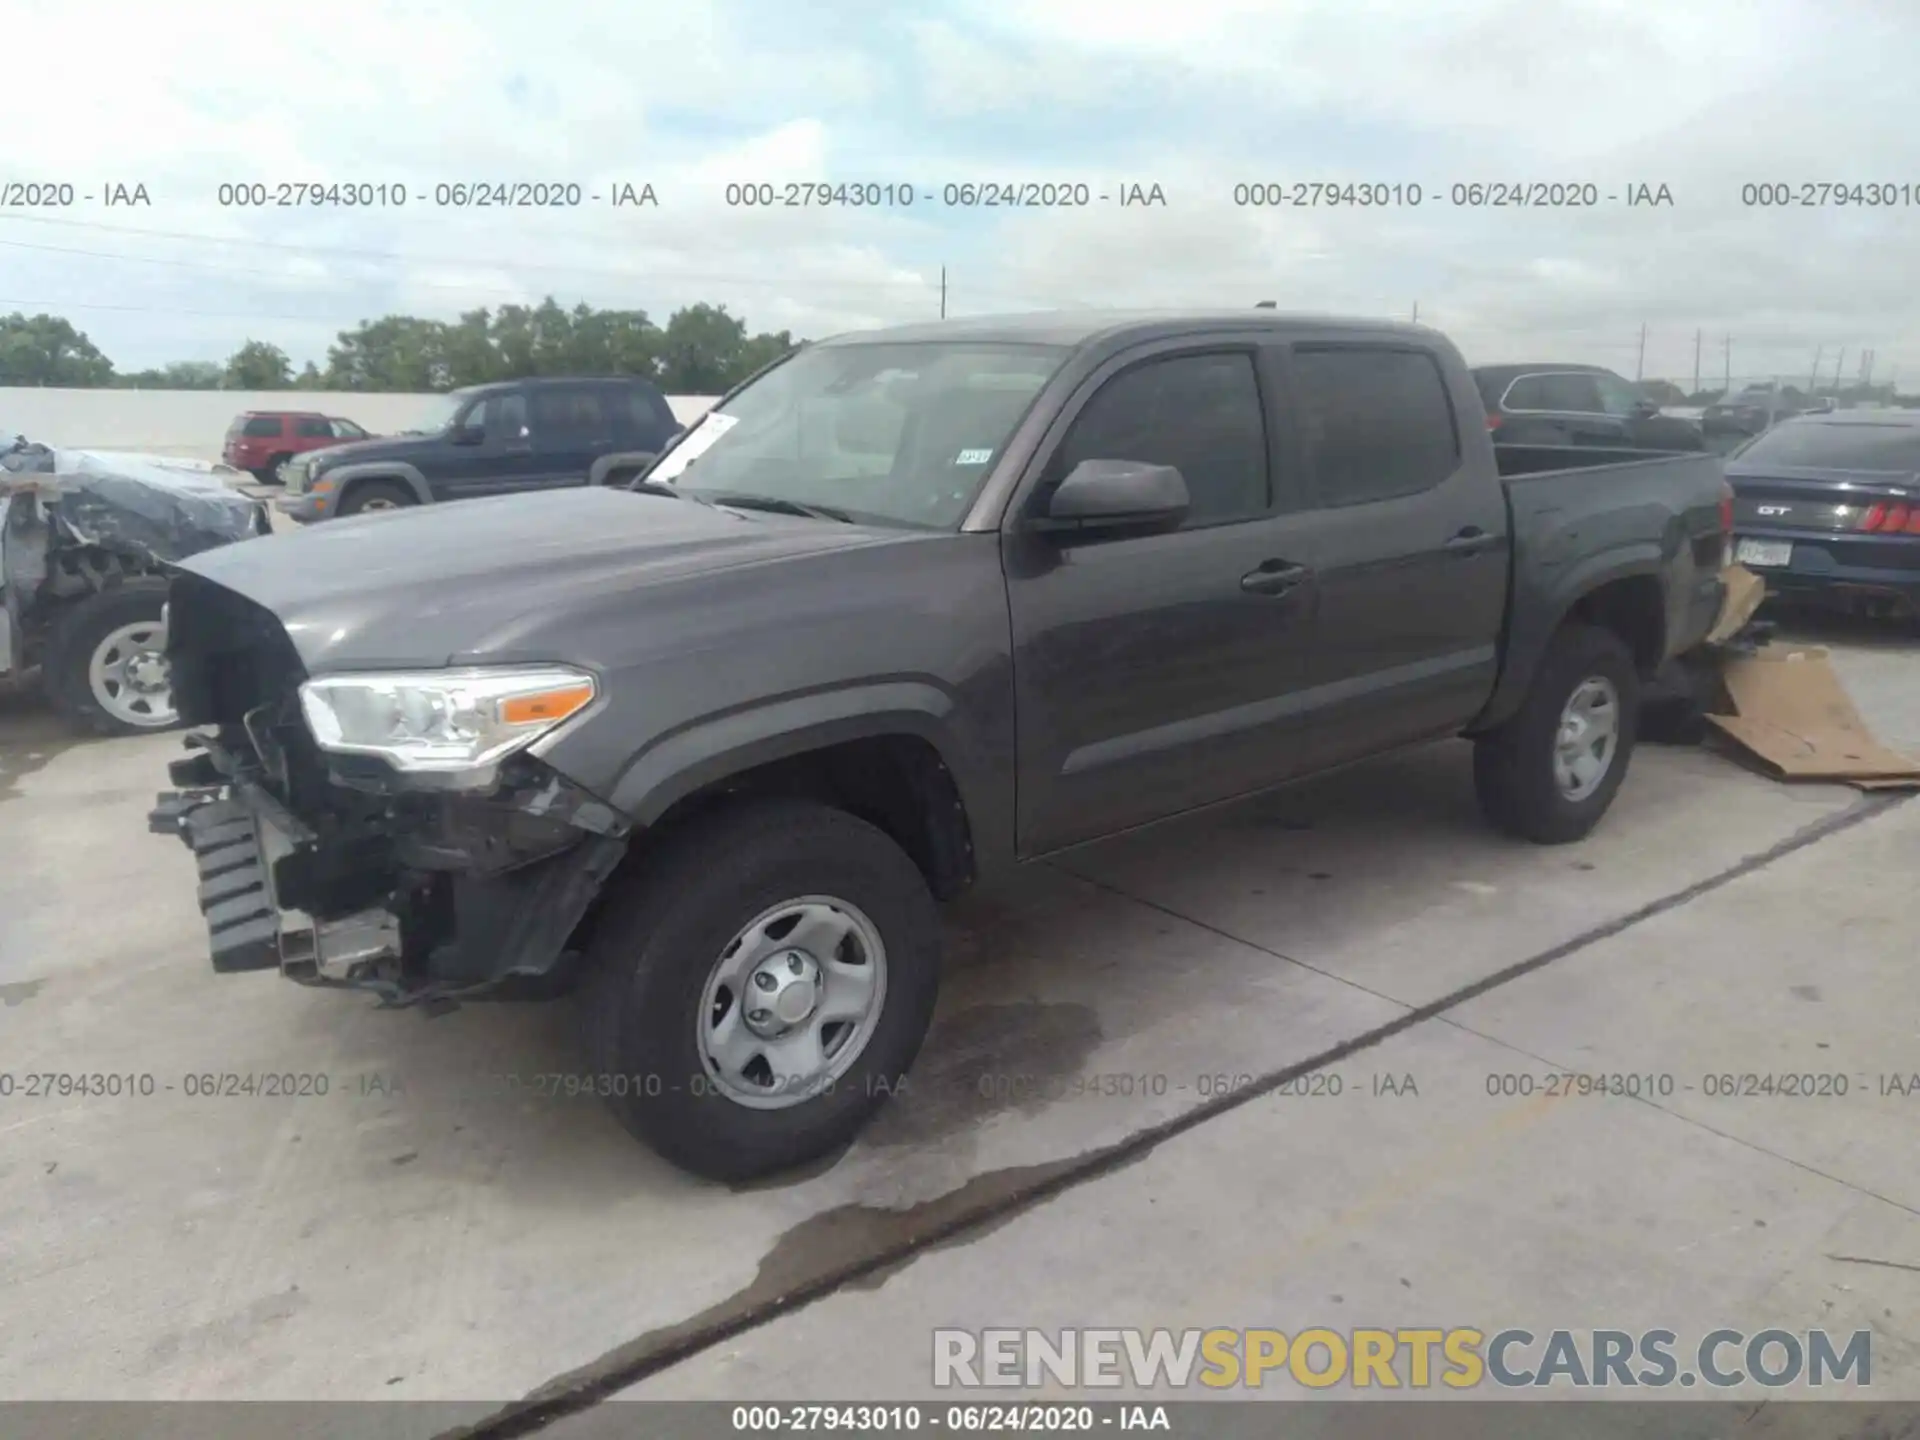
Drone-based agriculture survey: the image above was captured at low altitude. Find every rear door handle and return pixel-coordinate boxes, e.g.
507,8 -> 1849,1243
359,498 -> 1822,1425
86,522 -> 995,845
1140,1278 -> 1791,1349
1444,527 -> 1500,556
1240,560 -> 1310,596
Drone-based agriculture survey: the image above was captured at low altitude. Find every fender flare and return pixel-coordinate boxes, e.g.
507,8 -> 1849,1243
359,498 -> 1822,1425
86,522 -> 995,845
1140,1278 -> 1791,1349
323,461 -> 433,506
587,451 -> 660,488
603,681 -> 993,835
1470,544 -> 1667,733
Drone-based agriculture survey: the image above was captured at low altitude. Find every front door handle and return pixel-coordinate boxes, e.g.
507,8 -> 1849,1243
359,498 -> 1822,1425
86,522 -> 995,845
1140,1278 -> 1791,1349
1240,560 -> 1310,596
1444,527 -> 1500,556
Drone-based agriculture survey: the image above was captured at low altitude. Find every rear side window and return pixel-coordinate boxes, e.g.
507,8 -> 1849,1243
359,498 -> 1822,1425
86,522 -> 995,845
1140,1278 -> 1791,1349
293,416 -> 333,438
531,387 -> 610,440
1054,351 -> 1270,528
1292,347 -> 1461,506
1505,372 -> 1602,412
241,415 -> 282,438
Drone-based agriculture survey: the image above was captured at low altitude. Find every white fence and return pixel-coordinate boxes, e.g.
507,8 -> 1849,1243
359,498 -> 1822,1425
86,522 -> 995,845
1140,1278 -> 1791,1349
0,388 -> 721,462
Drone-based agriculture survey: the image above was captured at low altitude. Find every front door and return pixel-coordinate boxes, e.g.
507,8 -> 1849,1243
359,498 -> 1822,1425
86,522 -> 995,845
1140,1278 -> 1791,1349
438,390 -> 534,500
1004,343 -> 1323,856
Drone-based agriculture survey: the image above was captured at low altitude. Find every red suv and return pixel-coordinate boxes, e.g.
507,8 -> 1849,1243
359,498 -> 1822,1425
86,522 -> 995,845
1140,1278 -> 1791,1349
222,411 -> 373,483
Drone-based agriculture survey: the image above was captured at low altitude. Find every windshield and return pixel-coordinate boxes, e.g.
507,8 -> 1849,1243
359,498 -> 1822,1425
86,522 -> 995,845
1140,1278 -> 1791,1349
1735,420 -> 1920,472
655,341 -> 1069,528
408,392 -> 467,433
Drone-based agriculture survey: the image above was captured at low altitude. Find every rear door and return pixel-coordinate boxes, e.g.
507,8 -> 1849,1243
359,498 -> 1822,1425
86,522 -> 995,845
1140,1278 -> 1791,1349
530,383 -> 613,487
291,414 -> 334,455
1278,340 -> 1511,769
1004,337 -> 1325,855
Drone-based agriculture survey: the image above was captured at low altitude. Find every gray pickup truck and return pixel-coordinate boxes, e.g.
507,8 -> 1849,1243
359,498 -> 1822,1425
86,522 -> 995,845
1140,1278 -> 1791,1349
148,311 -> 1731,1180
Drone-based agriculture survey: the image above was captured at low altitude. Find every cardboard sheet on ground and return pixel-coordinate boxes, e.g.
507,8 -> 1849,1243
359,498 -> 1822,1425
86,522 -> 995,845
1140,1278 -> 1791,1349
1705,644 -> 1920,789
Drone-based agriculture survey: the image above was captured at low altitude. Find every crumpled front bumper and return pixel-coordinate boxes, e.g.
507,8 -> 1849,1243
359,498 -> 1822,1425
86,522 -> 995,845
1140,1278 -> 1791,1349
149,738 -> 630,1001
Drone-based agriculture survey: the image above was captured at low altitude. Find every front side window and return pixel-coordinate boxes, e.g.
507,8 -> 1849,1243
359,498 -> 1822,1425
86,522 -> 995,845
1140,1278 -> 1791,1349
1049,352 -> 1270,528
532,388 -> 608,441
467,392 -> 527,440
659,341 -> 1068,529
1593,373 -> 1642,417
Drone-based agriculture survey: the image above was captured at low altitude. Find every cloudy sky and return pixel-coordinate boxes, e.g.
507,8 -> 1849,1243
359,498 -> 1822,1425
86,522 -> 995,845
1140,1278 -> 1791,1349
5,0 -> 1917,388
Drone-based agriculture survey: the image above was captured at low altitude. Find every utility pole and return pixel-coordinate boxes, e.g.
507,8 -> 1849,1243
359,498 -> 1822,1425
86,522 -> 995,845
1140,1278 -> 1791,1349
1636,323 -> 1647,381
1834,347 -> 1846,392
1692,329 -> 1702,395
939,266 -> 947,319
1723,335 -> 1731,392
1862,349 -> 1874,388
1411,301 -> 1419,323
1808,345 -> 1822,395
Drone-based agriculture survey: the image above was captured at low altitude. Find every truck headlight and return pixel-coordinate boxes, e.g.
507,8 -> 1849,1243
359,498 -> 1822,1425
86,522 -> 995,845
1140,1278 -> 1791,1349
298,666 -> 597,773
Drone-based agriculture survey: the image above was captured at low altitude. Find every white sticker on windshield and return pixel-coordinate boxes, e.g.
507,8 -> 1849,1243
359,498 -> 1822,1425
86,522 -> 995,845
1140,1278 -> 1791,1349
650,411 -> 739,482
955,448 -> 993,465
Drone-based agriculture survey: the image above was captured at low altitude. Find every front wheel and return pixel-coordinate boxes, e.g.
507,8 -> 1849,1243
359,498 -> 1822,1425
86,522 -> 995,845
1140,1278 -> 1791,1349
41,579 -> 180,737
1473,623 -> 1640,844
582,798 -> 941,1182
335,479 -> 418,516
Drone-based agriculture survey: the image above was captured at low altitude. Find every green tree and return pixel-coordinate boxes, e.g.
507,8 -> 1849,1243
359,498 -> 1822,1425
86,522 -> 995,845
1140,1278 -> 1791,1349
225,339 -> 293,389
52,297 -> 802,395
0,312 -> 115,386
659,303 -> 748,392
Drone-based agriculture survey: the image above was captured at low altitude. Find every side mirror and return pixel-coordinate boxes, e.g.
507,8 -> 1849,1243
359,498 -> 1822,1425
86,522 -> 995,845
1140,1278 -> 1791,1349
1030,459 -> 1189,536
448,424 -> 484,446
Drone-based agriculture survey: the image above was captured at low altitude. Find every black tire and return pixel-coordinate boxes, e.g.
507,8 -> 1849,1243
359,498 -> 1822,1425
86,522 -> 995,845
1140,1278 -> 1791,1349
582,798 -> 941,1182
41,579 -> 180,737
1473,622 -> 1640,844
335,479 -> 418,516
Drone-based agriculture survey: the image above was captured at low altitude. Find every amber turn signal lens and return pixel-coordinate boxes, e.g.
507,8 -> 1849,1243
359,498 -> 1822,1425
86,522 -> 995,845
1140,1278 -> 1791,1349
499,683 -> 595,727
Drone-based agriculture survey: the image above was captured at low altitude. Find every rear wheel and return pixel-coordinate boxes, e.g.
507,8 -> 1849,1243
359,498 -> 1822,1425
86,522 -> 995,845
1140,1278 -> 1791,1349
42,579 -> 179,737
582,798 -> 941,1182
255,453 -> 293,486
1474,623 -> 1639,844
335,479 -> 418,516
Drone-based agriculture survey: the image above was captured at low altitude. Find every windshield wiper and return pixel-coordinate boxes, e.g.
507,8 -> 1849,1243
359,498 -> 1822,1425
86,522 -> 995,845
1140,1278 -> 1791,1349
630,480 -> 718,507
698,491 -> 856,523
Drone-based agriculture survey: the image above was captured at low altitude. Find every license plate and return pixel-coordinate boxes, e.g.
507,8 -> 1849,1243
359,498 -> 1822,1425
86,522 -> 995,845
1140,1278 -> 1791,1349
1736,539 -> 1792,568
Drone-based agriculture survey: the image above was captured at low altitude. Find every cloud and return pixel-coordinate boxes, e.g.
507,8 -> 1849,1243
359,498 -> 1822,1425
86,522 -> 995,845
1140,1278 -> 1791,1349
1,0 -> 1915,388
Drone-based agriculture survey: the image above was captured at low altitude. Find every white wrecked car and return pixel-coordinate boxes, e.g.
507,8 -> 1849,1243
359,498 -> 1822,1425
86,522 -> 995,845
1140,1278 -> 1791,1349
0,436 -> 270,735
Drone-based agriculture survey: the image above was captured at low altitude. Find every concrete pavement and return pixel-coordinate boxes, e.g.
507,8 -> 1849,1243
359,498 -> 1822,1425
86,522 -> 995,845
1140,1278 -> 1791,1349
1,622 -> 1914,1435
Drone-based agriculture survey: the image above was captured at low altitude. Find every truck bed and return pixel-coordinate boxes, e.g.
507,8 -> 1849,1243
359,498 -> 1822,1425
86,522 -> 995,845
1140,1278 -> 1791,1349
1471,443 -> 1731,734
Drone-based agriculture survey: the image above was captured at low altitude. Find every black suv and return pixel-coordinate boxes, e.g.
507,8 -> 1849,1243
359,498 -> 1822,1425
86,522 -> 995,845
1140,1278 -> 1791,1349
1474,364 -> 1704,451
278,376 -> 682,521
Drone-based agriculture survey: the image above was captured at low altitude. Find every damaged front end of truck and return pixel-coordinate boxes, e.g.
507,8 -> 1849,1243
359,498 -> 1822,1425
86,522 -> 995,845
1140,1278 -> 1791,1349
147,573 -> 631,1008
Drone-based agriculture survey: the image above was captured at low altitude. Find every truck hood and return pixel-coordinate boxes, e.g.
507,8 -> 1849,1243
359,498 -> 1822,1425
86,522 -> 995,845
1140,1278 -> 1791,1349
176,486 -> 898,671
304,432 -> 436,468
